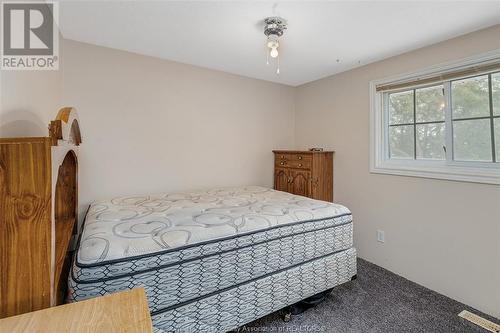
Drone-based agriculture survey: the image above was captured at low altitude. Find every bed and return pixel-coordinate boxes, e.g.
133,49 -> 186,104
68,186 -> 356,332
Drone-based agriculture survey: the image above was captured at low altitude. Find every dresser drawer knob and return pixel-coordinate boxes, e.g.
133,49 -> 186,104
280,161 -> 285,165
280,155 -> 285,159
298,156 -> 302,160
298,163 -> 303,167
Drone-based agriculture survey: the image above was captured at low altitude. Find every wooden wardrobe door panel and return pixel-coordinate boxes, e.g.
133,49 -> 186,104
311,152 -> 333,202
0,139 -> 52,318
274,167 -> 289,192
289,170 -> 311,198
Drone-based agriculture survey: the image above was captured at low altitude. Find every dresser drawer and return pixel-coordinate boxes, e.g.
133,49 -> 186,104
275,154 -> 312,169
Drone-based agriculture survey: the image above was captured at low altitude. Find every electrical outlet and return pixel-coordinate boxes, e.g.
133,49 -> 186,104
377,230 -> 385,243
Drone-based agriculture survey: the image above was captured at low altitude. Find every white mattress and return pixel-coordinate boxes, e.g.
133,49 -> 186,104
78,186 -> 351,265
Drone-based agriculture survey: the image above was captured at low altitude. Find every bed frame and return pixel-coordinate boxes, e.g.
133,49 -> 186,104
0,108 -> 81,318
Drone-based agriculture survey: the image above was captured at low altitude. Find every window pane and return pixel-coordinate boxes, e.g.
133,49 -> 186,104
389,90 -> 414,125
453,119 -> 492,162
416,123 -> 445,160
495,118 -> 500,162
416,85 -> 445,122
389,125 -> 414,159
452,75 -> 490,119
493,73 -> 500,116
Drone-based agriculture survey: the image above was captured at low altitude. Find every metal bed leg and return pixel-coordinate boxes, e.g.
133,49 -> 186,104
281,307 -> 293,322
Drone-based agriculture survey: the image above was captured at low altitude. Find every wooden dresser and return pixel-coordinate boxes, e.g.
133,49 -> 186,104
273,150 -> 334,202
0,108 -> 82,318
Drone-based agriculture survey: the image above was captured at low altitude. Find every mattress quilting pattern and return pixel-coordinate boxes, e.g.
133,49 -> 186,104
68,219 -> 353,312
77,186 -> 351,265
72,212 -> 352,281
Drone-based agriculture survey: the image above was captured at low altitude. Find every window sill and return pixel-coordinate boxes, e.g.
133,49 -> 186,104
370,160 -> 500,185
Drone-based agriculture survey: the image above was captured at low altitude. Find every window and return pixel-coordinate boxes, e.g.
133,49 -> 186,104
388,85 -> 446,160
370,53 -> 500,184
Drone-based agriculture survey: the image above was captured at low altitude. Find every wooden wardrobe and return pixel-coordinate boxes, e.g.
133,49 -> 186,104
273,150 -> 334,202
0,108 -> 82,318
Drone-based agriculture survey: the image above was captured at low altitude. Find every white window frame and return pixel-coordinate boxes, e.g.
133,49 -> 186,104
370,50 -> 500,185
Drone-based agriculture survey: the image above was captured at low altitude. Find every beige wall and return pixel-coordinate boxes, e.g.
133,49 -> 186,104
60,40 -> 295,213
0,69 -> 62,137
295,24 -> 500,318
0,17 -> 63,138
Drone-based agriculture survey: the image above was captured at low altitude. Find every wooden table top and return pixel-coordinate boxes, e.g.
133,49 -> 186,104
0,288 -> 153,333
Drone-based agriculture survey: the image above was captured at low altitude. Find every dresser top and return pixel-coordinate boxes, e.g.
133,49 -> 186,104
0,288 -> 153,333
273,150 -> 334,154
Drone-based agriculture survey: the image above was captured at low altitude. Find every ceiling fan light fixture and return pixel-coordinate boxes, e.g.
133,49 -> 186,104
263,17 -> 287,74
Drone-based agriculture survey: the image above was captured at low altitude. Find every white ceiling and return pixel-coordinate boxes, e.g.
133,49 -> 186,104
58,1 -> 500,86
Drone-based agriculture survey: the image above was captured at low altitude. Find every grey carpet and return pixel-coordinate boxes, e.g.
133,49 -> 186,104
244,258 -> 499,332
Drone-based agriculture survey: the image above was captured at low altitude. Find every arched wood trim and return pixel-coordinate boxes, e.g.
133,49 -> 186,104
54,150 -> 78,304
49,107 -> 82,146
55,107 -> 72,123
